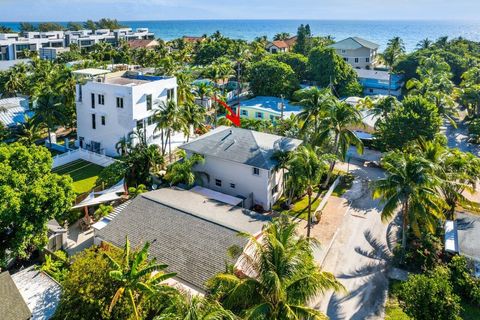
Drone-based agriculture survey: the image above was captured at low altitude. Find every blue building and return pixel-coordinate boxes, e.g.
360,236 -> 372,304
232,96 -> 302,122
355,69 -> 404,97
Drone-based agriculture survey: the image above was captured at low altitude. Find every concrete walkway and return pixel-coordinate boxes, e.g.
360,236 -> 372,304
65,220 -> 94,256
313,162 -> 399,320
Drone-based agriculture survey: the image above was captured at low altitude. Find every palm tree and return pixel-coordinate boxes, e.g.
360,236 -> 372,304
116,136 -> 133,156
287,146 -> 328,237
273,32 -> 291,41
207,217 -> 344,319
105,237 -> 177,320
315,101 -> 364,188
416,38 -> 432,50
154,100 -> 187,161
379,37 -> 405,96
165,151 -> 204,187
194,81 -> 215,108
368,96 -> 400,120
0,66 -> 26,97
296,87 -> 335,134
272,149 -> 292,196
16,115 -> 45,145
175,72 -> 195,106
372,151 -> 446,249
32,92 -> 65,146
181,102 -> 206,142
155,295 -> 237,320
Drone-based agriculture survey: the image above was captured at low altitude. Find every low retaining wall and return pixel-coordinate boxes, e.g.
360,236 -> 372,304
315,176 -> 341,214
52,148 -> 118,168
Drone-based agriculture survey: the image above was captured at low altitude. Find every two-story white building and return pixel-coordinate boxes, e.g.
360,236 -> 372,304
329,37 -> 379,69
179,126 -> 302,210
73,68 -> 177,156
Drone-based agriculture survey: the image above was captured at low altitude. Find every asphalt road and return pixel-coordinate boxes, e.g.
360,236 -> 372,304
314,163 -> 399,320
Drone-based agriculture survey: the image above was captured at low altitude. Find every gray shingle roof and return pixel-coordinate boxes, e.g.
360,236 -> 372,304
96,194 -> 251,291
179,126 -> 302,170
456,212 -> 480,260
330,37 -> 379,50
0,272 -> 31,320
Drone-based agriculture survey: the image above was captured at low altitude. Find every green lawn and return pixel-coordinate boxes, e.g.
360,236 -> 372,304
53,159 -> 104,194
272,189 -> 323,220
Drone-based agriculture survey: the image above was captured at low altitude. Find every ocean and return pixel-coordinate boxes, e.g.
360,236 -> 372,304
2,19 -> 480,51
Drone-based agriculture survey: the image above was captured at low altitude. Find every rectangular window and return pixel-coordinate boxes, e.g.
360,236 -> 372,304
230,183 -> 235,188
146,94 -> 152,110
341,49 -> 346,53
136,120 -> 143,129
91,114 -> 96,129
91,93 -> 95,108
241,110 -> 248,116
167,88 -> 175,101
253,167 -> 260,176
98,94 -> 104,105
354,58 -> 359,63
255,112 -> 263,119
343,57 -> 348,62
101,115 -> 106,126
215,179 -> 222,187
366,57 -> 370,63
116,97 -> 124,108
270,115 -> 275,121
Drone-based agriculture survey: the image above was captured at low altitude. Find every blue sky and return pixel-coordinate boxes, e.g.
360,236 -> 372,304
0,0 -> 478,21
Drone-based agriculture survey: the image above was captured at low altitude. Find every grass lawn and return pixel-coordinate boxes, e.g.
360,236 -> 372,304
52,159 -> 104,194
272,190 -> 323,220
332,173 -> 354,196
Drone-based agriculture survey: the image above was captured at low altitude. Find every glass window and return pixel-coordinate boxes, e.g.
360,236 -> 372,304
241,110 -> 248,116
137,120 -> 143,129
343,57 -> 348,62
255,112 -> 263,119
101,116 -> 106,126
354,58 -> 359,63
98,94 -> 104,105
167,88 -> 175,101
272,185 -> 278,195
91,114 -> 96,129
215,179 -> 222,187
253,167 -> 260,175
230,183 -> 235,188
366,57 -> 370,63
91,93 -> 95,108
116,97 -> 124,108
146,94 -> 152,110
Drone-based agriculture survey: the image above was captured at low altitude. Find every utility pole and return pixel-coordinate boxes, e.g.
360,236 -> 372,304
280,94 -> 285,120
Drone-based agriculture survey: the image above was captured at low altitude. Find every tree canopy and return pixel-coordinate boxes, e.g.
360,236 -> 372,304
248,59 -> 299,97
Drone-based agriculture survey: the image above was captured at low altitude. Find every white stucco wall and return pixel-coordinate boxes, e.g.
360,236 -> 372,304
336,47 -> 377,69
76,76 -> 177,156
188,153 -> 283,210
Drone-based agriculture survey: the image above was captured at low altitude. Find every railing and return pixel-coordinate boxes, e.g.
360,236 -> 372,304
52,148 -> 118,169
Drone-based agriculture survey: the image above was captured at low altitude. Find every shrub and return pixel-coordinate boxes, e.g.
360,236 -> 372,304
38,250 -> 68,282
398,266 -> 462,320
96,161 -> 127,188
449,255 -> 480,306
468,118 -> 480,144
248,59 -> 299,98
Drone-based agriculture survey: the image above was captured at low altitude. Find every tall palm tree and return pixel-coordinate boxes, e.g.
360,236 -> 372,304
416,38 -> 432,50
0,67 -> 26,97
16,115 -> 45,145
296,87 -> 335,134
32,92 -> 65,145
194,81 -> 215,108
379,37 -> 405,96
368,96 -> 400,120
273,32 -> 291,41
155,295 -> 237,320
154,100 -> 186,161
272,149 -> 292,196
288,146 -> 328,237
175,72 -> 195,106
314,101 -> 364,188
207,217 -> 344,319
105,237 -> 177,320
372,151 -> 446,249
181,102 -> 206,142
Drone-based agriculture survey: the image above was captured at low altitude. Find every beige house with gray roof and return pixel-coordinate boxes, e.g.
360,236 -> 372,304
329,37 -> 379,69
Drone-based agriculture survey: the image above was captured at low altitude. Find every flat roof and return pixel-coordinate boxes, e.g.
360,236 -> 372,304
240,96 -> 301,116
456,212 -> 480,261
72,68 -> 110,77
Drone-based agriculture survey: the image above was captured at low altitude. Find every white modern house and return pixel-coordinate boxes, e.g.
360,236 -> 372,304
0,31 -> 65,60
73,68 -> 177,156
329,37 -> 379,69
179,126 -> 302,210
65,28 -> 155,50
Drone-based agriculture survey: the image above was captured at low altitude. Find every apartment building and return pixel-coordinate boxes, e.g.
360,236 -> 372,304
0,27 -> 155,60
73,68 -> 177,156
329,37 -> 379,69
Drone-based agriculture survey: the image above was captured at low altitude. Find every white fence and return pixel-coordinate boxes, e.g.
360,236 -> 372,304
52,148 -> 118,169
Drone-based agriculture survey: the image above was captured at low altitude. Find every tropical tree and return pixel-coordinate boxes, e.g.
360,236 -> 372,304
154,100 -> 187,161
372,151 -> 446,249
164,151 -> 204,187
105,237 -> 177,320
0,64 -> 27,97
194,81 -> 215,108
367,95 -> 401,120
155,295 -> 237,320
272,149 -> 292,195
287,146 -> 328,237
380,37 -> 405,96
273,32 -> 291,41
207,217 -> 344,319
180,102 -> 206,142
32,91 -> 66,145
15,115 -> 45,145
314,100 -> 364,188
296,87 -> 335,134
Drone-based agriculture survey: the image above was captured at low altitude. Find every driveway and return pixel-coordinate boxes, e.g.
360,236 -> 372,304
314,163 -> 399,320
443,119 -> 480,156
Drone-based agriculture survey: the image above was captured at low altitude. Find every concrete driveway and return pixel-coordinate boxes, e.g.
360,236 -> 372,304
314,163 -> 399,320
